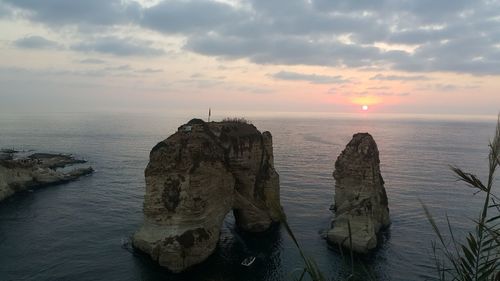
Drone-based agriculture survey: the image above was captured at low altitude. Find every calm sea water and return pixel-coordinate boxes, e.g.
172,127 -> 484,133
0,113 -> 498,281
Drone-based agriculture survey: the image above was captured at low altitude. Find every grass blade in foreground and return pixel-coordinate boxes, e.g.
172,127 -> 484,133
423,114 -> 500,280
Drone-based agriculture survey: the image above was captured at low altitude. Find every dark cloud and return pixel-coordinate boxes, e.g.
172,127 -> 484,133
312,0 -> 473,24
71,37 -> 165,56
392,31 -> 500,75
370,74 -> 431,81
180,0 -> 500,74
13,35 -> 61,49
141,0 -> 244,34
219,1 -> 386,41
185,34 -> 385,68
3,0 -> 500,75
1,0 -> 139,26
272,71 -> 350,84
387,28 -> 448,45
0,2 -> 11,16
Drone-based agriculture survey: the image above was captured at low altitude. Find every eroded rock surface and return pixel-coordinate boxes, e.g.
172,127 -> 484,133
0,151 -> 93,202
327,133 -> 390,253
133,119 -> 280,272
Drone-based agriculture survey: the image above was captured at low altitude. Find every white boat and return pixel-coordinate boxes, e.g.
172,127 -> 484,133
241,256 -> 256,267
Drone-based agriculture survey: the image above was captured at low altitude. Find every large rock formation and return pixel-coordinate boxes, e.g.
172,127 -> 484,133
133,119 -> 280,273
0,150 -> 93,202
327,133 -> 390,253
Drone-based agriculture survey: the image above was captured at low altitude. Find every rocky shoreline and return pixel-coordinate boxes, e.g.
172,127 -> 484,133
0,149 -> 93,202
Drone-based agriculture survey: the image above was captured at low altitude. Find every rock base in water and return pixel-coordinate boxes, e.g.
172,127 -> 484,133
327,133 -> 390,253
0,150 -> 94,202
133,119 -> 281,273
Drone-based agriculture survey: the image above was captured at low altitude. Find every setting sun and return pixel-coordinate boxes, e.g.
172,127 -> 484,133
362,105 -> 369,111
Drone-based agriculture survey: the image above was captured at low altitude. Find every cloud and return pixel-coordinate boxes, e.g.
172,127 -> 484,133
415,83 -> 479,92
236,85 -> 274,94
1,0 -> 140,26
0,66 -> 106,77
180,0 -> 500,75
176,78 -> 224,89
0,3 -> 11,17
141,0 -> 244,34
3,0 -> 500,75
271,71 -> 350,84
79,58 -> 106,64
186,33 -> 390,69
71,36 -> 165,56
13,35 -> 61,49
327,89 -> 410,97
367,86 -> 390,90
373,92 -> 410,96
312,0 -> 473,20
104,64 -> 130,71
0,64 -> 162,78
370,74 -> 431,81
433,84 -> 457,91
137,68 -> 163,73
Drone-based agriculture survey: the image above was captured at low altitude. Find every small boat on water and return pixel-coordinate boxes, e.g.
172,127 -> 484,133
241,256 -> 256,267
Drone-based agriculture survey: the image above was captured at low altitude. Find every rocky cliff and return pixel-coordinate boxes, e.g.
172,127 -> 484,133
0,150 -> 93,202
327,133 -> 390,253
133,119 -> 280,272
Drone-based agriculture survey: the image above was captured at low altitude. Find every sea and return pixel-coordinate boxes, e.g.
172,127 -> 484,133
0,112 -> 498,281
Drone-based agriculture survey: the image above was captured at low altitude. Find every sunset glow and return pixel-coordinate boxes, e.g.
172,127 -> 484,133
351,96 -> 381,107
0,1 -> 498,116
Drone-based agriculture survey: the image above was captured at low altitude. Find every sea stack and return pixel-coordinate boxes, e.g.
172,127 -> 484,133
327,133 -> 390,253
133,118 -> 280,273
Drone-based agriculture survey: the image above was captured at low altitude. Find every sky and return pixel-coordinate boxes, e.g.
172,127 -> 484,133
0,0 -> 499,116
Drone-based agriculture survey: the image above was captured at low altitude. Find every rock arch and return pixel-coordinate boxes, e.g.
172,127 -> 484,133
133,119 -> 281,272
